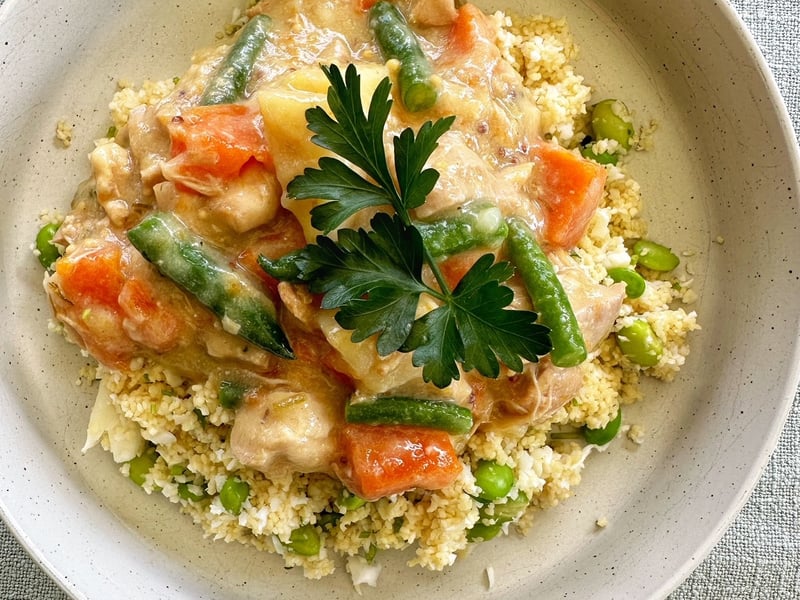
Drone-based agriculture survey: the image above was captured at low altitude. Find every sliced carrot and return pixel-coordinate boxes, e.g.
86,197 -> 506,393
165,104 -> 273,184
449,4 -> 488,53
529,142 -> 607,249
335,424 -> 462,501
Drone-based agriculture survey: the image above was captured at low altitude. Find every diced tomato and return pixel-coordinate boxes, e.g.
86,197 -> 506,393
449,4 -> 489,53
165,104 -> 273,187
335,424 -> 463,501
529,142 -> 607,249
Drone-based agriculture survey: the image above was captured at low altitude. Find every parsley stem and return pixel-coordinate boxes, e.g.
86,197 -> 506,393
395,207 -> 452,297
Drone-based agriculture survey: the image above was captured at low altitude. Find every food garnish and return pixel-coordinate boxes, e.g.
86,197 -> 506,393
260,64 -> 552,387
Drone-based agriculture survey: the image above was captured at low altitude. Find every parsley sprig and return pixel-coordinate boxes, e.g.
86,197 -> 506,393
261,64 -> 551,387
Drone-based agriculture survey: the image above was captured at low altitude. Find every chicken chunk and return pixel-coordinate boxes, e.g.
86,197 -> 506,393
230,362 -> 349,476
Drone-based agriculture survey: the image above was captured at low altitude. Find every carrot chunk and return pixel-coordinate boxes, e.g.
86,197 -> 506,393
336,424 -> 462,501
529,143 -> 607,249
165,104 -> 273,184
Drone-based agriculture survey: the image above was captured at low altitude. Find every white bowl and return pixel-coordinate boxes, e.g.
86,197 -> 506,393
1,0 -> 798,598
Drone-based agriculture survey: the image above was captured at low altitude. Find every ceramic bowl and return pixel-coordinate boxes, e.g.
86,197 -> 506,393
1,0 -> 798,598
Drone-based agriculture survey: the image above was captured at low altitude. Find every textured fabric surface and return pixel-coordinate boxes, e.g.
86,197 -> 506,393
1,1 -> 798,599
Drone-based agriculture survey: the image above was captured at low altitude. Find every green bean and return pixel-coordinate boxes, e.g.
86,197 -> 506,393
218,379 -> 248,409
337,489 -> 367,512
35,222 -> 61,270
127,212 -> 294,359
219,476 -> 250,515
590,99 -> 635,150
505,217 -> 587,368
128,448 -> 158,487
345,395 -> 473,435
583,407 -> 622,445
473,460 -> 514,502
415,202 -> 508,258
617,319 -> 663,367
200,14 -> 272,105
632,239 -> 680,272
288,524 -> 321,556
607,267 -> 646,299
369,1 -> 437,112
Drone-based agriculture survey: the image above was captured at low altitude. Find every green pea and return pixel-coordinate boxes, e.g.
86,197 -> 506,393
218,380 -> 248,409
178,482 -> 206,502
128,449 -> 158,487
219,476 -> 250,515
337,489 -> 367,511
466,520 -> 503,542
473,460 -> 515,502
580,144 -> 619,165
35,222 -> 61,270
590,99 -> 635,150
617,319 -> 663,367
632,239 -> 680,272
607,267 -> 646,299
288,524 -> 321,556
583,407 -> 623,445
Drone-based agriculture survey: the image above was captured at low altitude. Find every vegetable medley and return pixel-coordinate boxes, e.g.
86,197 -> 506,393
37,0 -> 698,582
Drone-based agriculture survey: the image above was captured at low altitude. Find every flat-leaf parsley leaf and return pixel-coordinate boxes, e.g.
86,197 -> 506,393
260,64 -> 552,387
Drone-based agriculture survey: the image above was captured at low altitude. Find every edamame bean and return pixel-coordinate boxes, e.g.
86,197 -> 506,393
219,476 -> 250,515
337,489 -> 367,511
590,99 -> 635,150
580,143 -> 619,166
607,267 -> 646,299
35,222 -> 61,270
490,491 -> 530,523
473,459 -> 514,502
128,449 -> 158,487
617,319 -> 663,367
178,482 -> 206,502
288,524 -> 321,556
466,520 -> 502,542
583,407 -> 622,445
632,239 -> 680,272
